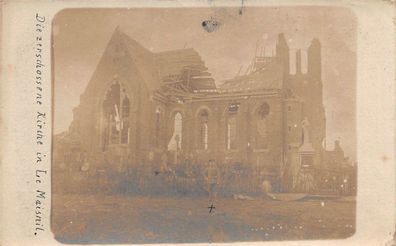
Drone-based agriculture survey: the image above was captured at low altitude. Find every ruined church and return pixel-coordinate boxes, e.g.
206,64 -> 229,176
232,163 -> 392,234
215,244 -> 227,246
53,28 -> 355,195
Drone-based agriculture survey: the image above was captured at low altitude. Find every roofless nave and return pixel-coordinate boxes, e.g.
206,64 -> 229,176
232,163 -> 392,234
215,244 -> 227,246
53,28 -> 356,195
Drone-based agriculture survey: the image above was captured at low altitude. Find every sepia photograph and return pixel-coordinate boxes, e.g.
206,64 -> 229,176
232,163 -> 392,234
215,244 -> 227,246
51,7 -> 357,244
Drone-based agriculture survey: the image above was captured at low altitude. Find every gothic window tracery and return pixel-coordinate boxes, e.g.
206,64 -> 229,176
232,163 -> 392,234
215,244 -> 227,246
102,81 -> 130,151
121,96 -> 130,144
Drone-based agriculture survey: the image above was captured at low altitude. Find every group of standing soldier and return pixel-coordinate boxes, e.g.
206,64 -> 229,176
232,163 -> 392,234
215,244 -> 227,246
120,155 -> 269,198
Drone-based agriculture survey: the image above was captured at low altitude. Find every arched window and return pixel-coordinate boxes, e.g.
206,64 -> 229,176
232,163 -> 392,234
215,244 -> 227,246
226,103 -> 239,150
198,110 -> 209,150
255,102 -> 270,149
168,112 -> 182,151
101,81 -> 130,151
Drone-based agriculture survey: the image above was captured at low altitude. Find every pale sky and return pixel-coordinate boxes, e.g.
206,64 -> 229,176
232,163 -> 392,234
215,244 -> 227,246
53,7 -> 356,160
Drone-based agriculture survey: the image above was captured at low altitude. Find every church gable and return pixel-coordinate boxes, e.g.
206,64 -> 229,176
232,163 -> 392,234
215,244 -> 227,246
81,28 -> 162,103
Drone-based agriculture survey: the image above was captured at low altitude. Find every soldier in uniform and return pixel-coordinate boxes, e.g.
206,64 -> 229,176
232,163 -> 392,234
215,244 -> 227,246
204,159 -> 220,202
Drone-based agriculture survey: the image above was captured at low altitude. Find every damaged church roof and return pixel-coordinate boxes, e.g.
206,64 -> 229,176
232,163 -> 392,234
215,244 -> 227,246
89,27 -> 281,102
219,56 -> 283,92
116,28 -> 216,92
154,49 -> 216,90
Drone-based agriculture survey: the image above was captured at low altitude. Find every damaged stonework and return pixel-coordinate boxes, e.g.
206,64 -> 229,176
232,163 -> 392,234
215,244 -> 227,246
52,28 -> 356,196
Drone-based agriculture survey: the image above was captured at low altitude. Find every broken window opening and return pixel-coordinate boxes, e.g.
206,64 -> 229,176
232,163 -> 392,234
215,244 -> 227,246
168,112 -> 183,151
228,103 -> 240,115
121,96 -> 130,144
101,81 -> 130,151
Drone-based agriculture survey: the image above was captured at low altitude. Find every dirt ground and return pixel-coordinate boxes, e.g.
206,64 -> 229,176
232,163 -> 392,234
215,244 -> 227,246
52,194 -> 356,244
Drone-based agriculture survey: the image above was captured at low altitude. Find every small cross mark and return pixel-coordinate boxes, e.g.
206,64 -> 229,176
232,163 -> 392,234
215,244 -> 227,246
208,203 -> 215,213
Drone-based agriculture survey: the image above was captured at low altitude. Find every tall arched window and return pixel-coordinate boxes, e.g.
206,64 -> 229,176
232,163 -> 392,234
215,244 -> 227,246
102,81 -> 130,151
198,110 -> 209,150
255,102 -> 270,149
226,103 -> 239,150
168,112 -> 182,151
227,118 -> 236,150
